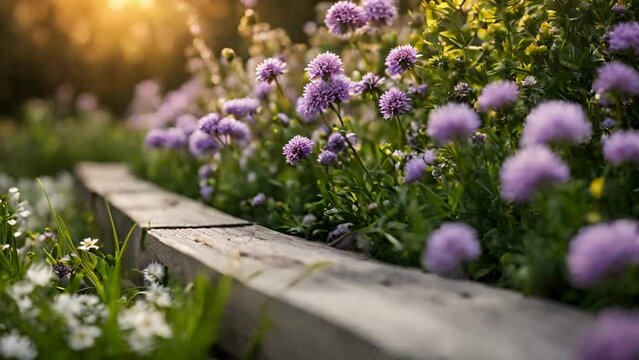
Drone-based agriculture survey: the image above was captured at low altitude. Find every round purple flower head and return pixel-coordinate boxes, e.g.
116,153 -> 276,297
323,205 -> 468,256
306,52 -> 344,81
300,76 -> 351,117
198,164 -> 213,179
385,45 -> 419,76
423,223 -> 481,275
251,193 -> 266,206
453,82 -> 471,98
188,130 -> 221,158
606,22 -> 639,54
217,117 -> 251,144
198,113 -> 222,134
602,118 -> 617,129
567,220 -> 639,288
477,80 -> 519,111
318,150 -> 339,166
296,97 -> 318,123
379,88 -> 412,119
520,101 -> 592,147
403,153 -> 435,184
427,103 -> 480,144
223,97 -> 260,119
499,145 -> 570,203
363,0 -> 397,27
52,263 -> 73,279
255,57 -> 288,83
327,132 -> 346,153
593,62 -> 639,100
352,72 -> 383,95
200,184 -> 214,200
324,1 -> 367,37
254,82 -> 272,99
144,128 -> 187,149
283,135 -> 315,165
578,310 -> 639,360
603,130 -> 639,166
145,129 -> 168,148
175,114 -> 199,136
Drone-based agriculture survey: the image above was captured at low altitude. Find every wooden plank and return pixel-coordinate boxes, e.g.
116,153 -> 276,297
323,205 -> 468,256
74,162 -> 594,360
141,226 -> 593,360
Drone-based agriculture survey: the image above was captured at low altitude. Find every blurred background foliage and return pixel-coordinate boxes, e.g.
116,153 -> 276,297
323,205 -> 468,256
0,0 -> 319,115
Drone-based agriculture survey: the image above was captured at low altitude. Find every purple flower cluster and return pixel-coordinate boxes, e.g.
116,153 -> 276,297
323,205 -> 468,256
499,146 -> 570,202
593,62 -> 639,101
299,75 -> 351,117
256,57 -> 288,83
403,151 -> 435,184
385,45 -> 419,76
306,52 -> 344,81
283,135 -> 315,165
325,1 -> 367,37
52,263 -> 73,279
175,114 -> 199,136
363,0 -> 397,27
567,220 -> 639,288
379,88 -> 412,119
198,113 -> 251,144
144,127 -> 187,149
223,97 -> 260,119
578,310 -> 639,360
427,103 -> 481,144
327,132 -> 346,153
422,223 -> 481,275
351,72 -> 383,95
251,193 -> 266,206
606,22 -> 639,54
603,130 -> 639,166
318,150 -> 339,166
188,130 -> 221,158
477,80 -> 519,111
520,101 -> 592,147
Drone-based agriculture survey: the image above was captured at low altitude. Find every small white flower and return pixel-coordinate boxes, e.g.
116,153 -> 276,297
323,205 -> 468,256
119,302 -> 172,354
144,283 -> 172,307
18,210 -> 30,219
78,238 -> 99,252
7,219 -> 17,226
26,263 -> 54,287
68,325 -> 101,351
2,244 -> 9,251
142,262 -> 165,284
13,232 -> 22,238
0,332 -> 37,360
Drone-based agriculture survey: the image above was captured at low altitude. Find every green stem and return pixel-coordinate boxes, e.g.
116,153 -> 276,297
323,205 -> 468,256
329,104 -> 371,177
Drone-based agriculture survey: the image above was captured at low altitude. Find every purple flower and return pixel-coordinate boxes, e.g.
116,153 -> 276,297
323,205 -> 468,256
385,45 -> 419,76
603,130 -> 639,166
324,1 -> 367,37
306,52 -> 344,81
593,62 -> 639,100
568,220 -> 639,288
175,114 -> 199,136
404,155 -> 430,184
499,145 -> 570,203
198,113 -> 222,134
254,82 -> 273,99
379,88 -> 412,119
255,57 -> 288,83
602,118 -> 617,129
612,3 -> 627,16
328,223 -> 352,242
423,223 -> 481,275
477,80 -> 519,111
200,185 -> 213,200
408,84 -> 428,97
318,150 -> 339,166
578,310 -> 639,360
521,76 -> 537,87
144,128 -> 187,149
363,0 -> 397,27
251,193 -> 266,206
351,72 -> 383,95
188,130 -> 221,158
327,132 -> 346,153
606,22 -> 639,54
223,97 -> 260,119
52,263 -> 73,279
427,103 -> 480,144
300,76 -> 351,117
520,101 -> 592,147
198,165 -> 213,179
216,117 -> 251,144
283,135 -> 315,165
453,82 -> 471,98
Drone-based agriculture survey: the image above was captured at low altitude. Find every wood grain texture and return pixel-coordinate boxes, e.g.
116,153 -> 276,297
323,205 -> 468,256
143,226 -> 593,360
75,162 -> 594,360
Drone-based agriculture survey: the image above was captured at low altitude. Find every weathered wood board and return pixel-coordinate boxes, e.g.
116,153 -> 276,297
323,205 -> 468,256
75,162 -> 593,360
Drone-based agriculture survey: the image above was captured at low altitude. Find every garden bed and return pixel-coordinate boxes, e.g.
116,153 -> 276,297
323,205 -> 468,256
76,162 -> 593,360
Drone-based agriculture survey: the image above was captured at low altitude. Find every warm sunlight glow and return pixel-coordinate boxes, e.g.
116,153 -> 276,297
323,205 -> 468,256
107,0 -> 155,10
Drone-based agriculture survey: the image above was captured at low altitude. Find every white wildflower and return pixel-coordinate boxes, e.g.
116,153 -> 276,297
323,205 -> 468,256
144,283 -> 172,308
26,263 -> 54,286
78,238 -> 99,252
68,325 -> 102,351
142,262 -> 165,284
2,244 -> 9,251
0,332 -> 37,360
119,302 -> 172,354
52,294 -> 107,328
7,219 -> 17,226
